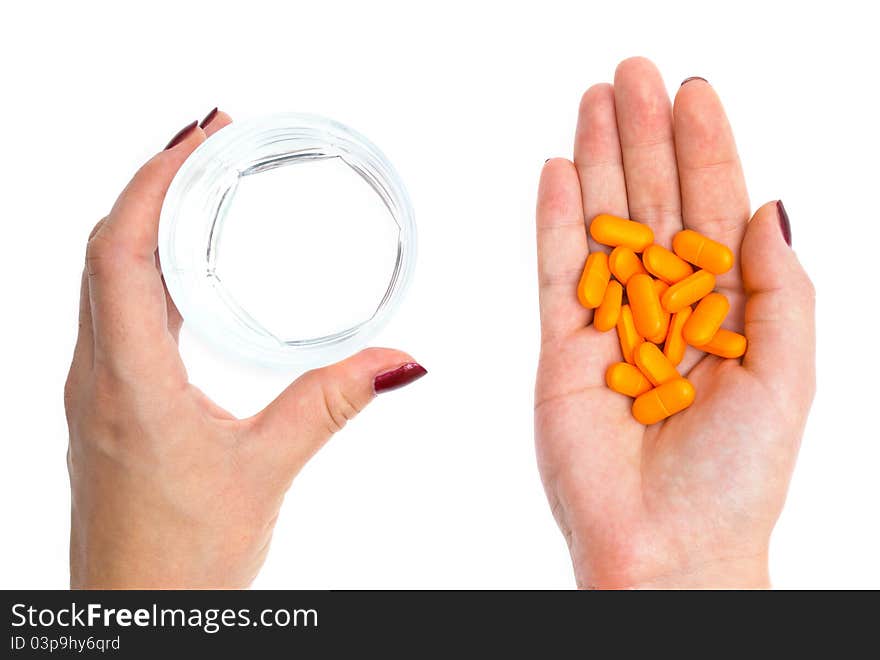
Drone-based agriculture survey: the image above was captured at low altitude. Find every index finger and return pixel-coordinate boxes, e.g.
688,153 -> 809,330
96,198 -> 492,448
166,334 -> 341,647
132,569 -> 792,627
86,122 -> 206,367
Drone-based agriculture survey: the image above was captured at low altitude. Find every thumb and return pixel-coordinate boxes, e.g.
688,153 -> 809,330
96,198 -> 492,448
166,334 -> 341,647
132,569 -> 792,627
741,201 -> 815,411
250,348 -> 426,473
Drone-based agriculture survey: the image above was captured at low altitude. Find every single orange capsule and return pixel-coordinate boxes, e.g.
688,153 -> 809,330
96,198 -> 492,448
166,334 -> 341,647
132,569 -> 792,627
608,246 -> 647,285
590,214 -> 654,252
627,274 -> 664,340
702,329 -> 747,358
633,342 -> 680,386
594,280 -> 623,332
577,252 -> 610,309
632,378 -> 696,425
661,269 -> 716,313
605,362 -> 652,398
616,304 -> 643,364
672,229 -> 734,275
683,292 -> 730,346
642,244 -> 694,283
663,306 -> 692,366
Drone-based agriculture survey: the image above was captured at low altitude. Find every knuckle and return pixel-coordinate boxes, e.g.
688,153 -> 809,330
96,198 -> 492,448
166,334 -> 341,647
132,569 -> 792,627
88,217 -> 107,241
321,385 -> 361,435
63,371 -> 79,417
84,217 -> 109,265
85,229 -> 109,263
626,203 -> 681,229
85,228 -> 121,276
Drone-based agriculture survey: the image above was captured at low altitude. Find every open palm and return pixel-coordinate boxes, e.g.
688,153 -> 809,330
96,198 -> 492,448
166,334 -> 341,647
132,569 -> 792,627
535,58 -> 815,588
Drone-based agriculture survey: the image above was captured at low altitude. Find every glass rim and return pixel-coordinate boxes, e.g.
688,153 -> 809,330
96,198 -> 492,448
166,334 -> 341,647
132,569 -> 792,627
158,112 -> 416,368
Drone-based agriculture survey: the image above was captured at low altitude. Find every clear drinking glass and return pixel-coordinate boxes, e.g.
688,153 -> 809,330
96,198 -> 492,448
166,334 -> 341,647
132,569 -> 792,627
158,113 -> 416,368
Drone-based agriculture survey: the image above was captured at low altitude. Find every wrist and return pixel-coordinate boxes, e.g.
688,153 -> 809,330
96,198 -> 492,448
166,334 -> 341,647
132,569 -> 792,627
575,550 -> 771,590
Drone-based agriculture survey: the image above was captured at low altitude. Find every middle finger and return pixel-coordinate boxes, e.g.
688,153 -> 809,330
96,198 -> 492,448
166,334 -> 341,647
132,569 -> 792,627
613,57 -> 683,247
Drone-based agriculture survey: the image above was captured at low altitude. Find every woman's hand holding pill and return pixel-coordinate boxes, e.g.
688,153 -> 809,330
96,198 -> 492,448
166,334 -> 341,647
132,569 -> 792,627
535,58 -> 815,588
64,110 -> 426,588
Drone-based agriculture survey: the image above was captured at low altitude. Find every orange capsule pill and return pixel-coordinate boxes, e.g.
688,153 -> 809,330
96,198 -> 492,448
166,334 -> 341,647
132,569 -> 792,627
683,292 -> 730,346
627,274 -> 664,341
663,306 -> 692,366
633,342 -> 680,386
577,252 -> 610,309
642,244 -> 694,283
616,304 -> 643,364
701,329 -> 747,359
661,269 -> 716,313
594,280 -> 623,332
632,377 -> 696,425
590,214 -> 654,252
605,362 -> 652,398
672,229 -> 734,275
608,246 -> 647,285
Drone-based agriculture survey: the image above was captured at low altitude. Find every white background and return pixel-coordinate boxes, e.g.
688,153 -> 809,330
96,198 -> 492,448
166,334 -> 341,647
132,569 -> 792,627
1,0 -> 878,589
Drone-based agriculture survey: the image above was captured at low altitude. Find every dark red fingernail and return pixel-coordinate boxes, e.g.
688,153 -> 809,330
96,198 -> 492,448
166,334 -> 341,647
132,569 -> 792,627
164,120 -> 198,150
680,76 -> 708,86
776,200 -> 792,246
199,107 -> 219,129
374,362 -> 427,394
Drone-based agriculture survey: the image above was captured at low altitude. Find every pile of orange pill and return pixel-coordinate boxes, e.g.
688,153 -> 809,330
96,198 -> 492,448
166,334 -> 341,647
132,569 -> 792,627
578,214 -> 747,425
